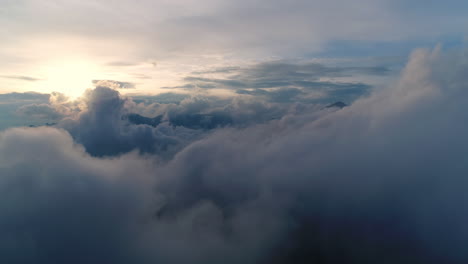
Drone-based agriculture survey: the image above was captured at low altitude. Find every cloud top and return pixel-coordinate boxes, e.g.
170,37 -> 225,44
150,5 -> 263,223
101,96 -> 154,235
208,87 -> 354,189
1,47 -> 468,263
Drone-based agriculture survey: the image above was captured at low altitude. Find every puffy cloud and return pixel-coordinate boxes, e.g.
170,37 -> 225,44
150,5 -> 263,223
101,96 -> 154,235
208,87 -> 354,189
57,87 -> 201,157
1,47 -> 468,263
0,127 -> 156,264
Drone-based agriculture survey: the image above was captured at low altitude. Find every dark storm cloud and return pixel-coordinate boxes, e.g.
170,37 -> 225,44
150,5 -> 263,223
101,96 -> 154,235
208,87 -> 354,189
2,48 -> 468,263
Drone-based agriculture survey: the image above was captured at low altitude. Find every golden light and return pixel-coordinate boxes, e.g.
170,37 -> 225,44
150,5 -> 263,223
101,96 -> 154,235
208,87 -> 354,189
36,59 -> 104,98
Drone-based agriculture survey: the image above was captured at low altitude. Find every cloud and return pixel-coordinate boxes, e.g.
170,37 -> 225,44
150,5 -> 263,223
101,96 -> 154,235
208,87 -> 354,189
2,0 -> 464,98
147,47 -> 468,262
16,103 -> 64,120
236,88 -> 305,103
169,61 -> 380,103
1,0 -> 466,73
92,79 -> 136,89
0,92 -> 52,130
0,92 -> 49,102
131,93 -> 190,104
0,75 -> 42,82
191,66 -> 242,74
56,87 -> 203,157
0,127 -> 156,264
1,47 -> 468,263
56,87 -> 300,156
105,61 -> 140,67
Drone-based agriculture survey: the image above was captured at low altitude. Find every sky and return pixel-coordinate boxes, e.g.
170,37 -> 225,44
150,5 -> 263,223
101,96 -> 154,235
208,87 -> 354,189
1,1 -> 468,264
1,0 -> 467,96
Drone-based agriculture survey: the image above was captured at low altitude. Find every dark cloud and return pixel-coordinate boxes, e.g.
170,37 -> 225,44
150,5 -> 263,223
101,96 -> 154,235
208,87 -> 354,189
1,48 -> 468,263
326,101 -> 347,108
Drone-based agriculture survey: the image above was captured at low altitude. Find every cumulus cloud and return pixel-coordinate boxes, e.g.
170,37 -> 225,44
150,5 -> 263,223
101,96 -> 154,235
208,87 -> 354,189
54,86 -> 309,156
1,47 -> 468,263
56,87 -> 204,157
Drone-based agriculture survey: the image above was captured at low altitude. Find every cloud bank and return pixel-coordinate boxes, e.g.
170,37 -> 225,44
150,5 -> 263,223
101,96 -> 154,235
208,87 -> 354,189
1,47 -> 468,263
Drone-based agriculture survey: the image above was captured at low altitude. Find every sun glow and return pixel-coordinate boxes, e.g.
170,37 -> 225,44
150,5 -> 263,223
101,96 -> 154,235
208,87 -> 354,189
37,59 -> 104,98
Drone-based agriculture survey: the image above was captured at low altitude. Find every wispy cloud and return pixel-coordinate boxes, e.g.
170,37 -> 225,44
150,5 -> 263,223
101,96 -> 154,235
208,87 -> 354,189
105,61 -> 140,67
165,60 -> 383,103
0,75 -> 41,82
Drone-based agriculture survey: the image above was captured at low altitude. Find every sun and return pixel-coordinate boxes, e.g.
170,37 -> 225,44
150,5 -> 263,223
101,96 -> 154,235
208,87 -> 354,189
37,59 -> 103,98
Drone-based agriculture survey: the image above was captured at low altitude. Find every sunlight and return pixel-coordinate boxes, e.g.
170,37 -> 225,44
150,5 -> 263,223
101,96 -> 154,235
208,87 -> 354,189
37,59 -> 103,98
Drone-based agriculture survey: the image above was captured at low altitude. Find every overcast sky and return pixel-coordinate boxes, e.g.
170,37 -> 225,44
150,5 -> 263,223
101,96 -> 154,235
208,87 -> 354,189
1,0 -> 467,96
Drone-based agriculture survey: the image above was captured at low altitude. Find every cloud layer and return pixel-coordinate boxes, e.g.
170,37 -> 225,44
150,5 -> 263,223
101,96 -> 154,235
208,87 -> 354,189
2,0 -> 466,96
1,47 -> 468,263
